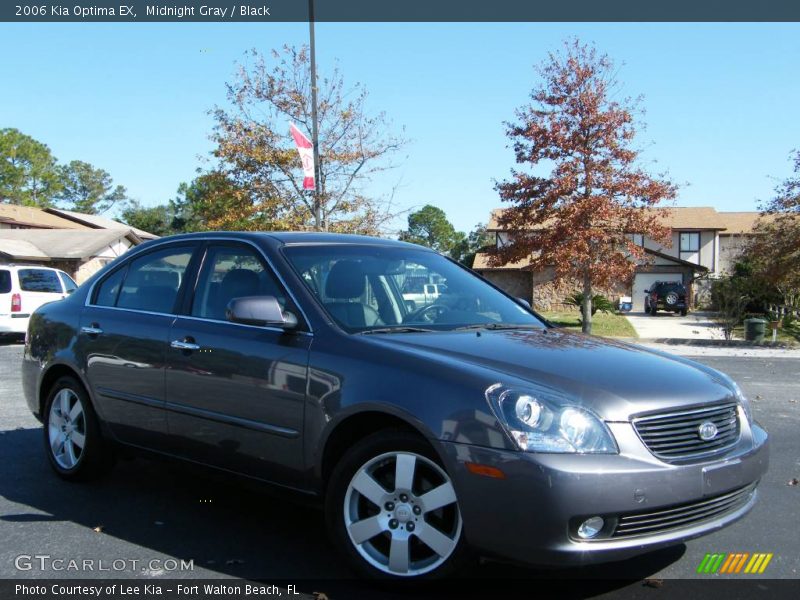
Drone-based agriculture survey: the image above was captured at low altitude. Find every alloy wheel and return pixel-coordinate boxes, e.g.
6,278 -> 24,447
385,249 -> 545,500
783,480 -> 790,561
343,451 -> 462,577
48,388 -> 86,470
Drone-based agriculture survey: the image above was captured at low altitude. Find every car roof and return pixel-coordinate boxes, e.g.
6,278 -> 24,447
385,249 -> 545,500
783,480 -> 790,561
145,231 -> 426,249
0,264 -> 62,271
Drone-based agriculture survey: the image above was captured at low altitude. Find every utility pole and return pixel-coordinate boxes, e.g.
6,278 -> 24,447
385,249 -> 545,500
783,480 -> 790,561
308,0 -> 323,230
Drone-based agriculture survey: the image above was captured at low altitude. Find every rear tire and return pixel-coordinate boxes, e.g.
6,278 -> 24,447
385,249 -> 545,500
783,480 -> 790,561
680,308 -> 688,316
43,376 -> 114,481
326,430 -> 469,580
650,306 -> 658,316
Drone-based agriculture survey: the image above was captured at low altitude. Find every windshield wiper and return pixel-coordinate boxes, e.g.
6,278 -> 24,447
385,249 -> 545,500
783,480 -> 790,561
359,326 -> 437,335
452,323 -> 543,332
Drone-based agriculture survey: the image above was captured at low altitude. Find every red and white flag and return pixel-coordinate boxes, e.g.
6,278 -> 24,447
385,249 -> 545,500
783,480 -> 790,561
289,123 -> 315,190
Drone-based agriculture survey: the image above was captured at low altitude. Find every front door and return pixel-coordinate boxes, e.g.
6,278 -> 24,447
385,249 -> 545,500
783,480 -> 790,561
164,242 -> 310,487
79,244 -> 196,448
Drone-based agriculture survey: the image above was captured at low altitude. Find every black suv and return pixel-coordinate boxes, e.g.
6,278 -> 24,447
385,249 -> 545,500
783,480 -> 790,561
644,281 -> 689,316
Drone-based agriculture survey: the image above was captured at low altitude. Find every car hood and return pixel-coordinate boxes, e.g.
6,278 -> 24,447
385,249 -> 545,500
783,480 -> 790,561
369,328 -> 735,421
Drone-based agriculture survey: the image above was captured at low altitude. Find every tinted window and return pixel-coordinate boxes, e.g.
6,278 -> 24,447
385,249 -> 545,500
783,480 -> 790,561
94,267 -> 126,307
0,270 -> 10,294
19,269 -> 62,293
59,272 -> 78,293
192,245 -> 286,320
656,282 -> 685,293
116,247 -> 193,313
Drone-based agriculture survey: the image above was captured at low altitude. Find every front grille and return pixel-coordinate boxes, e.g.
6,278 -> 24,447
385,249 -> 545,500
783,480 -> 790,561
612,484 -> 755,538
633,402 -> 741,462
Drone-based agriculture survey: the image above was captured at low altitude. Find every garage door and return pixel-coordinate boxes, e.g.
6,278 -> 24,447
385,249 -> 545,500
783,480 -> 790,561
632,273 -> 683,312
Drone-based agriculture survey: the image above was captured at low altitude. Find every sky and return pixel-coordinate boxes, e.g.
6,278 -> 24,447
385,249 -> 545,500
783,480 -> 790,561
1,22 -> 799,233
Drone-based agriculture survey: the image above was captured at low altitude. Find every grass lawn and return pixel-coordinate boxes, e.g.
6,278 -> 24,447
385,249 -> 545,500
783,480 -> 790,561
540,311 -> 638,338
732,320 -> 800,346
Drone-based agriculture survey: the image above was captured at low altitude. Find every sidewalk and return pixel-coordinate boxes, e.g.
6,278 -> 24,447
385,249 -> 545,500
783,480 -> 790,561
628,339 -> 800,358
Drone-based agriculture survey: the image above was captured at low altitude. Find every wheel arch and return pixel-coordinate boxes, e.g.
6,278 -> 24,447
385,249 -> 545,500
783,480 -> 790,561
38,363 -> 91,417
317,408 -> 446,493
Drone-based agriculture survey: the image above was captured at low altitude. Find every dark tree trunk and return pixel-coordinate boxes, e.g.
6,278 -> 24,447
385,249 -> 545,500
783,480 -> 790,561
581,272 -> 593,334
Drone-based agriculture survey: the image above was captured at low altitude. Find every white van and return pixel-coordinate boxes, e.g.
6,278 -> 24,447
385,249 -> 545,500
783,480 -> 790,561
0,265 -> 77,337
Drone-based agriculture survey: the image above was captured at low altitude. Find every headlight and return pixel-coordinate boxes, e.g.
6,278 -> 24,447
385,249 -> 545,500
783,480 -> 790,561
486,384 -> 617,453
730,379 -> 753,424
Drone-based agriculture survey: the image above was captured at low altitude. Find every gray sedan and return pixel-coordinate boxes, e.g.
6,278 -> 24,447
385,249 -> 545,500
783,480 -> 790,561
22,232 -> 768,579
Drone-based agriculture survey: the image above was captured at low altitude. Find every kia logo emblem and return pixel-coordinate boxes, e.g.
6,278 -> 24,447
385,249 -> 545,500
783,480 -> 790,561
698,421 -> 719,441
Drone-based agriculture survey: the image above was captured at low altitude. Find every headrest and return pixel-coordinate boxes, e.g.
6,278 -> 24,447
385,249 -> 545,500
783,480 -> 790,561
221,269 -> 261,295
143,269 -> 179,289
325,260 -> 366,300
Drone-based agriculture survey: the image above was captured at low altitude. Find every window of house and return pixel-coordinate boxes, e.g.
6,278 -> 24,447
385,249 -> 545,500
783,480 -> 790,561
679,232 -> 701,264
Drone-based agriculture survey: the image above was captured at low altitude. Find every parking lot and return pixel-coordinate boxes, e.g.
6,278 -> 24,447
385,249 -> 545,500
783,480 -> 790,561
0,340 -> 797,595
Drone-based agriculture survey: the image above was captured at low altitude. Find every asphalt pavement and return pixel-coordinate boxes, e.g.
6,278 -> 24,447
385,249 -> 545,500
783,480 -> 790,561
0,340 -> 798,597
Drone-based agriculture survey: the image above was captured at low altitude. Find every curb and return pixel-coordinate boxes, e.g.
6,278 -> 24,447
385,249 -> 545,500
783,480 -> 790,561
633,338 -> 796,349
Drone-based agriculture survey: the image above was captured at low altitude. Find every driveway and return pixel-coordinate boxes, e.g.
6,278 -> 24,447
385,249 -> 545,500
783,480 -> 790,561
625,311 -> 727,340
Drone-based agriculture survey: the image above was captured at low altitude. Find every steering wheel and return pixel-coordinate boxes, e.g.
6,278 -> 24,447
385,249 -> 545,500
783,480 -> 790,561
406,303 -> 451,324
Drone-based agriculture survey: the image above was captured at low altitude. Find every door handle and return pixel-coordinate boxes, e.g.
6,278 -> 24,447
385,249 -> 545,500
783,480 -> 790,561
171,339 -> 201,351
80,325 -> 103,336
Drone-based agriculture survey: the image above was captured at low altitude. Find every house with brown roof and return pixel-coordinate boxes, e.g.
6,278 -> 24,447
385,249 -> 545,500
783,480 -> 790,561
473,206 -> 769,312
44,207 -> 159,240
0,205 -> 156,282
0,204 -> 87,230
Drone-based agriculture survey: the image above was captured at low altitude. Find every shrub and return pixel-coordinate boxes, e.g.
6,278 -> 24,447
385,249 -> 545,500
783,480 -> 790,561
565,292 -> 614,316
710,277 -> 750,340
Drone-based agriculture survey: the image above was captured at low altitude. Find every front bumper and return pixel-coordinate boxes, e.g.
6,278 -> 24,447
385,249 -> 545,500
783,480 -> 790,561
440,419 -> 769,566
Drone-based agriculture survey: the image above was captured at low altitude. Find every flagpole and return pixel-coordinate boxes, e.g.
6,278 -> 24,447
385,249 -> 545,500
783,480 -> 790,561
308,0 -> 322,230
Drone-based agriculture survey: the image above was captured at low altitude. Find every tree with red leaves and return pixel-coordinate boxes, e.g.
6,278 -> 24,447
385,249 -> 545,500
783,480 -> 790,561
492,40 -> 677,333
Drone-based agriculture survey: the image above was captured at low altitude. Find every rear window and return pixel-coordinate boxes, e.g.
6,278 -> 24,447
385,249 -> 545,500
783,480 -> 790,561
0,270 -> 11,294
19,269 -> 62,293
657,282 -> 686,292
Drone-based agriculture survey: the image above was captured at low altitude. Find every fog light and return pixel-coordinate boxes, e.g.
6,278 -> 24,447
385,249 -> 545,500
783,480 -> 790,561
577,516 -> 605,539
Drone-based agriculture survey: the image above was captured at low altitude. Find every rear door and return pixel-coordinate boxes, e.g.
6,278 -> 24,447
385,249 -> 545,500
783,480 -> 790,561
164,242 -> 310,486
80,243 -> 198,448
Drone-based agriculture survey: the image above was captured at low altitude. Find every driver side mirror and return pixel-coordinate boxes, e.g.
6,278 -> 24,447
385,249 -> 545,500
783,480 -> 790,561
226,296 -> 298,329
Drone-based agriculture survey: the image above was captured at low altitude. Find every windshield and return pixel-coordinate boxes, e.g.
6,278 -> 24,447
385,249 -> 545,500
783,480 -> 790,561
283,244 -> 545,333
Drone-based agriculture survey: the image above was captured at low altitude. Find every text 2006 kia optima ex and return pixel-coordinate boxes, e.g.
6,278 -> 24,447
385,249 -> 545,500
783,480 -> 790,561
23,232 -> 768,579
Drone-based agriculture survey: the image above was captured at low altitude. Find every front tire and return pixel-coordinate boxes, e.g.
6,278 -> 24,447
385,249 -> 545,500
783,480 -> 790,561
43,376 -> 113,481
326,430 -> 468,579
